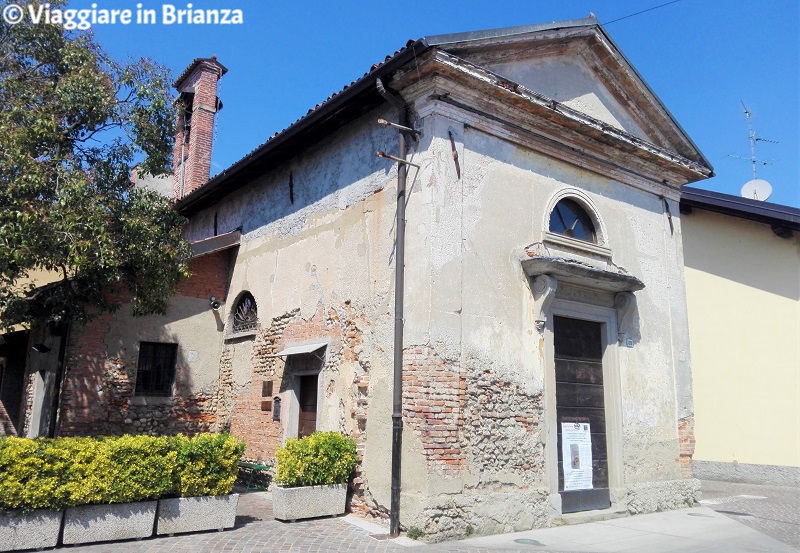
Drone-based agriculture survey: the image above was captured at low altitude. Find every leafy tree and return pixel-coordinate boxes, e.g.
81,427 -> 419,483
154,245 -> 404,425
0,5 -> 191,328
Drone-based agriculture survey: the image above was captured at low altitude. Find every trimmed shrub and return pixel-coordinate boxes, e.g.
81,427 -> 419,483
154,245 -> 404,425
275,431 -> 357,488
0,437 -> 70,511
0,432 -> 244,512
170,433 -> 245,497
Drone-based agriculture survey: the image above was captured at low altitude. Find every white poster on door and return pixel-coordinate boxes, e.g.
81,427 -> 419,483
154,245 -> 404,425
561,421 -> 593,491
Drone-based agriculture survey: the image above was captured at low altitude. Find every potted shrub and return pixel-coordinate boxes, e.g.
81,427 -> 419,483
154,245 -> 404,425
60,435 -> 175,545
272,431 -> 357,521
0,432 -> 246,549
0,438 -> 65,552
155,433 -> 245,535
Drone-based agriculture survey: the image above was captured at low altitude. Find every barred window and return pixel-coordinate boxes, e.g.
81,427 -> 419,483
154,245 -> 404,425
134,342 -> 178,397
233,292 -> 258,334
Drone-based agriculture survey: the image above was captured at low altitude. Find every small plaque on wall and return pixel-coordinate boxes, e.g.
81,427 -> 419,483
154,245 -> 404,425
272,396 -> 281,421
260,400 -> 272,412
262,380 -> 273,397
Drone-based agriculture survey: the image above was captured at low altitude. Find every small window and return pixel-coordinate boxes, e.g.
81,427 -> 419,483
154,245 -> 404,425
135,342 -> 178,397
232,292 -> 258,334
549,199 -> 597,243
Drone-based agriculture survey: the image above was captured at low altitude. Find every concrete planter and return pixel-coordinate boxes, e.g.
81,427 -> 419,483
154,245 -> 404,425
156,494 -> 239,535
62,500 -> 157,545
0,509 -> 62,552
272,484 -> 347,521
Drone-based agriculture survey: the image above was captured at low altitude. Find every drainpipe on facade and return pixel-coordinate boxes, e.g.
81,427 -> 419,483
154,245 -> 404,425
376,78 -> 410,538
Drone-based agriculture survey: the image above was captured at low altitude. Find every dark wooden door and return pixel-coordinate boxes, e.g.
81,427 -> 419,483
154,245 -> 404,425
298,374 -> 318,438
554,316 -> 611,513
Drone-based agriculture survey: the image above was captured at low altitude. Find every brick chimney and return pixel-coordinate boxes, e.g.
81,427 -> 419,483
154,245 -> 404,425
173,55 -> 227,200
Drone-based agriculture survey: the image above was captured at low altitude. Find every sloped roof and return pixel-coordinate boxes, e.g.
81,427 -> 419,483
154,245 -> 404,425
681,187 -> 800,230
175,20 -> 711,217
174,56 -> 228,89
175,38 -> 427,216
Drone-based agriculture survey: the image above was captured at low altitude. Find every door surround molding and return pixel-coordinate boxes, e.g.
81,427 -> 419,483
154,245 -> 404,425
543,298 -> 625,514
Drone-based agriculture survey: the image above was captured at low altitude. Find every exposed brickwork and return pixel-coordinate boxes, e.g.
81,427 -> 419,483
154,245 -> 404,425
173,59 -> 224,200
58,308 -> 220,437
401,360 -> 546,539
212,341 -> 235,432
177,250 -> 229,300
228,310 -> 295,462
21,372 -> 34,436
340,306 -> 372,515
402,346 -> 466,476
0,399 -> 15,436
226,303 -> 372,512
56,265 -> 228,437
677,415 -> 696,478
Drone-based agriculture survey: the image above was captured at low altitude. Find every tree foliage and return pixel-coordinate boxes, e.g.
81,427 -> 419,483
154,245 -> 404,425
0,5 -> 191,327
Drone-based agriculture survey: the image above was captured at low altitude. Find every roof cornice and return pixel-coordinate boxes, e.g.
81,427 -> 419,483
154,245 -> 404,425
681,187 -> 800,230
396,49 -> 712,184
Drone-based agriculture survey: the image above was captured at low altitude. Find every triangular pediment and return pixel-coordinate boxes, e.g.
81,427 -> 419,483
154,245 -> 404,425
427,21 -> 709,166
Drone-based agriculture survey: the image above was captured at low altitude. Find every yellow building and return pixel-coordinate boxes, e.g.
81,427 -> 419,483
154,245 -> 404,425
681,186 -> 800,486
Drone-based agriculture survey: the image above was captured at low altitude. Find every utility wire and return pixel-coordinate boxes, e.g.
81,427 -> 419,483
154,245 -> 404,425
602,0 -> 685,26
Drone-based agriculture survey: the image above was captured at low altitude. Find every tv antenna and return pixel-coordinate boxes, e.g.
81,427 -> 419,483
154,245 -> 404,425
729,102 -> 777,201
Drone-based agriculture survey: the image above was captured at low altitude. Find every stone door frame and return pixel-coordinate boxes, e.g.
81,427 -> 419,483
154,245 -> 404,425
543,298 -> 625,515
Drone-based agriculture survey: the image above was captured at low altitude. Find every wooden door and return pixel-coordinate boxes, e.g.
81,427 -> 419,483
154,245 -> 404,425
298,374 -> 318,438
554,316 -> 611,513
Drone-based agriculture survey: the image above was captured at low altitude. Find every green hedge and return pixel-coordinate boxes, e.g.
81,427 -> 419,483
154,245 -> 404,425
0,433 -> 245,512
275,431 -> 357,488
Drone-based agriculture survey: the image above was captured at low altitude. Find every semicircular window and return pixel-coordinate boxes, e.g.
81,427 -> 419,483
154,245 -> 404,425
549,199 -> 597,243
232,292 -> 258,334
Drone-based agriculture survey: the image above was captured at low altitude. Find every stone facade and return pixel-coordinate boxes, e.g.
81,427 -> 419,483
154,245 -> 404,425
13,20 -> 715,542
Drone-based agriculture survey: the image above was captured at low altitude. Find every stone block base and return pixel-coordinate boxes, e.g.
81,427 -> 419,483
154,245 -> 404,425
626,479 -> 700,514
63,501 -> 157,545
157,494 -> 239,535
0,509 -> 62,552
693,460 -> 800,487
272,484 -> 347,521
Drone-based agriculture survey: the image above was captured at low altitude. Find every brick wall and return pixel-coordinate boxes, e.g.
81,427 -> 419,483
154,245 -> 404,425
226,303 -> 372,510
677,415 -> 695,478
21,373 -> 34,436
0,400 -> 15,436
178,250 -> 229,300
229,306 -> 359,461
401,349 -> 544,480
403,346 -> 466,476
227,310 -> 295,462
57,254 -> 228,437
173,59 -> 224,200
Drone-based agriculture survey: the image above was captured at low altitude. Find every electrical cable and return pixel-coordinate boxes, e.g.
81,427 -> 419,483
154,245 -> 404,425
602,0 -> 685,26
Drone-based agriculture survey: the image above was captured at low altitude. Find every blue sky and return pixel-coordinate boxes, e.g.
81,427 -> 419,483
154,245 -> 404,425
70,0 -> 799,207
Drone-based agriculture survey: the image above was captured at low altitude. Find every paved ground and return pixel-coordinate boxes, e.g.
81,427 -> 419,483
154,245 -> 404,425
54,480 -> 798,553
698,479 -> 799,549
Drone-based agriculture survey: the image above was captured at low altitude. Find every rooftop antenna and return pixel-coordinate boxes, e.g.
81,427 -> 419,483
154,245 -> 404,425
730,101 -> 776,201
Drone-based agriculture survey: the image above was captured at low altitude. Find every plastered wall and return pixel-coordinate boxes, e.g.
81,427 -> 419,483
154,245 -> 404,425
683,209 -> 800,469
380,97 -> 697,536
57,252 -> 229,436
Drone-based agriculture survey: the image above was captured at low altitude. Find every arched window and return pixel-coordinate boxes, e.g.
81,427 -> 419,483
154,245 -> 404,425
232,292 -> 258,333
549,199 -> 597,243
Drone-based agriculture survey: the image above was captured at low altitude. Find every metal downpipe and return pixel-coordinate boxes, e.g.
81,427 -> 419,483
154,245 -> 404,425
377,78 -> 407,538
390,114 -> 406,538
